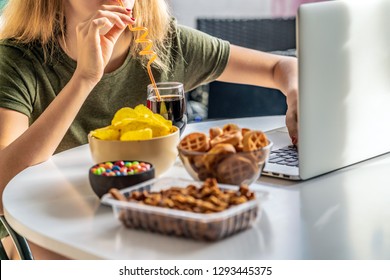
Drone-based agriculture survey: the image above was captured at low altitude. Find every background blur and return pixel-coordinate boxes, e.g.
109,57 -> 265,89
168,0 -> 326,122
167,0 -> 324,28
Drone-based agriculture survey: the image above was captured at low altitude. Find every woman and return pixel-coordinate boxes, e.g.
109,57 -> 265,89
0,0 -> 298,259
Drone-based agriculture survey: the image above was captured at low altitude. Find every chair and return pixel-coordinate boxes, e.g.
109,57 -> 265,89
196,17 -> 296,119
0,215 -> 34,260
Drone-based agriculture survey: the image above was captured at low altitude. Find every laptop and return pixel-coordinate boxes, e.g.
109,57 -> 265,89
262,0 -> 390,180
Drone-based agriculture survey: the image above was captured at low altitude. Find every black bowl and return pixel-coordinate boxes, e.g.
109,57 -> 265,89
89,160 -> 155,198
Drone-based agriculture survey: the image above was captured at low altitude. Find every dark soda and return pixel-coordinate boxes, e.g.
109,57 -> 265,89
147,95 -> 187,134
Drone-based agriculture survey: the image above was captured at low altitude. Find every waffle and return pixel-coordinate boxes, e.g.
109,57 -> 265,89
241,127 -> 251,137
179,132 -> 210,152
216,155 -> 258,185
242,130 -> 269,152
210,130 -> 242,148
209,127 -> 223,139
222,123 -> 240,133
187,154 -> 213,180
204,143 -> 236,171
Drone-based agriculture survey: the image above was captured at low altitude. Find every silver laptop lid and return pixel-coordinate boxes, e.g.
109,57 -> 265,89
298,0 -> 390,180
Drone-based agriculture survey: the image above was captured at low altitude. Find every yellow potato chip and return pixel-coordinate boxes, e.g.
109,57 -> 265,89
91,104 -> 175,141
111,107 -> 139,125
152,113 -> 172,127
120,128 -> 153,141
119,119 -> 170,138
112,118 -> 137,129
90,126 -> 120,140
134,104 -> 154,118
113,118 -> 147,129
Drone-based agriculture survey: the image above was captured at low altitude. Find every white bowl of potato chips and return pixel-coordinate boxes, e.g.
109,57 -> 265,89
88,105 -> 180,176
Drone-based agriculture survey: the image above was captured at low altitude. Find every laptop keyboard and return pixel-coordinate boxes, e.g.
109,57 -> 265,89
268,145 -> 299,167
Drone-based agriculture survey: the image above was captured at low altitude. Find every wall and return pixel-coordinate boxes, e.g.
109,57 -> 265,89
167,0 -> 270,28
167,0 -> 325,28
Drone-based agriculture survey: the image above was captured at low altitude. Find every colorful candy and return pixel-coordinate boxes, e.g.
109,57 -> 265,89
91,161 -> 151,176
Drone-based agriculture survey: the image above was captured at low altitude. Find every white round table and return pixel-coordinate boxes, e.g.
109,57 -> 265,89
4,116 -> 390,259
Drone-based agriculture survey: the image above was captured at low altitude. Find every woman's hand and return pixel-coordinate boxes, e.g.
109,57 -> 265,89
285,88 -> 298,145
73,5 -> 134,85
273,56 -> 298,145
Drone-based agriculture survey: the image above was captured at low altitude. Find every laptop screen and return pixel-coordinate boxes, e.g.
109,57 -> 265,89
297,0 -> 390,179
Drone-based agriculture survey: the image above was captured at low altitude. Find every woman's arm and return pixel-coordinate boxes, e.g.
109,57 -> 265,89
0,109 -> 28,151
217,44 -> 298,144
0,76 -> 96,213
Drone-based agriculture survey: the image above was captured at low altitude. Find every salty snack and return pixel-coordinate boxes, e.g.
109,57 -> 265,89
104,177 -> 261,241
109,188 -> 127,202
90,105 -> 174,141
210,129 -> 242,148
222,123 -> 240,133
243,130 -> 269,152
203,143 -> 236,171
209,127 -> 223,139
178,124 -> 271,184
216,155 -> 258,185
178,132 -> 210,152
110,178 -> 255,213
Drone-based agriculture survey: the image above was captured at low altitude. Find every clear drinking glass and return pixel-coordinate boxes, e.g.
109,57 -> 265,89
147,82 -> 187,135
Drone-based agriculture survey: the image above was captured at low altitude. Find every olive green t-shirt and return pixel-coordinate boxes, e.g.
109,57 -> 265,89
0,20 -> 230,153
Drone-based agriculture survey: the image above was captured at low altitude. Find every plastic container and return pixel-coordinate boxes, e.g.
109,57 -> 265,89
101,177 -> 262,241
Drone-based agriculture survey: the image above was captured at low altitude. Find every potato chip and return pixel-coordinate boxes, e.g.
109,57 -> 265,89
120,128 -> 153,141
111,107 -> 139,125
134,104 -> 154,118
152,113 -> 172,127
118,118 -> 170,138
90,126 -> 120,140
91,104 -> 174,141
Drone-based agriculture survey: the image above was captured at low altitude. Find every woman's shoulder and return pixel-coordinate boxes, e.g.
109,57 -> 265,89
0,39 -> 34,61
0,39 -> 44,62
0,39 -> 30,52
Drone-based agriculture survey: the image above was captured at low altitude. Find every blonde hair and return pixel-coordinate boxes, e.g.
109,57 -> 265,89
0,0 -> 172,71
131,0 -> 172,71
0,0 -> 65,61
